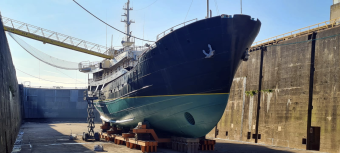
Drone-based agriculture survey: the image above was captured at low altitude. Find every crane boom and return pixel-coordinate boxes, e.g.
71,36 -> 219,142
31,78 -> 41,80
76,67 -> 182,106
1,16 -> 114,59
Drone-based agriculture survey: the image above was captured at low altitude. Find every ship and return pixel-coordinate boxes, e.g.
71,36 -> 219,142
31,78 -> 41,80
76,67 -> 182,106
80,0 -> 261,138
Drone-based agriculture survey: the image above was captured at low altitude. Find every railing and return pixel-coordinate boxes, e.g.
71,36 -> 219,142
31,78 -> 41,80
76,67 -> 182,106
94,76 -> 103,82
24,85 -> 87,89
138,43 -> 157,59
156,18 -> 197,41
78,61 -> 100,69
1,16 -> 114,59
251,16 -> 340,48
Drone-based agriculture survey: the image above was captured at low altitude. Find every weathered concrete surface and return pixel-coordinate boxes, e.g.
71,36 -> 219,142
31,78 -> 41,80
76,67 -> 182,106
312,26 -> 340,152
257,36 -> 311,149
22,87 -> 100,121
18,122 -> 319,153
208,25 -> 340,152
207,50 -> 262,143
331,2 -> 340,20
0,17 -> 23,153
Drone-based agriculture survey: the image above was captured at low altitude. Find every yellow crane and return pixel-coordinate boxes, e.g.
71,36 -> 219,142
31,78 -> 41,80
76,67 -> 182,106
1,16 -> 114,59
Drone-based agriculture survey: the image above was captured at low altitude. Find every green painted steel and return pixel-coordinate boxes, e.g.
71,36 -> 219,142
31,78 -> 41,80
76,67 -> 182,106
94,93 -> 229,137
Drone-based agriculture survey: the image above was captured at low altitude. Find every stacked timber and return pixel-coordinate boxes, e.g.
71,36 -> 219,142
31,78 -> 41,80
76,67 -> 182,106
100,122 -> 110,132
99,122 -> 171,153
171,137 -> 199,153
107,127 -> 122,135
199,139 -> 215,151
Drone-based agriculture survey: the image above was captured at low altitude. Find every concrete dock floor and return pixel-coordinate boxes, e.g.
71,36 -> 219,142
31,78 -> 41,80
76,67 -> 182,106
16,122 -> 322,153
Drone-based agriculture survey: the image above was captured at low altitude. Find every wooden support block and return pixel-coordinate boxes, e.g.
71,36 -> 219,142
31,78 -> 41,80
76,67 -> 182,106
141,146 -> 145,152
146,146 -> 150,152
100,125 -> 110,130
122,133 -> 135,138
107,130 -> 122,135
126,142 -> 130,147
141,124 -> 147,129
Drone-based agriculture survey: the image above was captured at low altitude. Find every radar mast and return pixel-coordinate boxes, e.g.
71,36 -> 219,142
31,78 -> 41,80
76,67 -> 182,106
121,0 -> 135,46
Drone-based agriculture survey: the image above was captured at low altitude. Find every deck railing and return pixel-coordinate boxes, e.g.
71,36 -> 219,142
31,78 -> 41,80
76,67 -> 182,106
251,16 -> 340,48
156,18 -> 197,41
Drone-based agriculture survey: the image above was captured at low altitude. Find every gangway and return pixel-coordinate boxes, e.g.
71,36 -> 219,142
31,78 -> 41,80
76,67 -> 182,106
1,16 -> 114,59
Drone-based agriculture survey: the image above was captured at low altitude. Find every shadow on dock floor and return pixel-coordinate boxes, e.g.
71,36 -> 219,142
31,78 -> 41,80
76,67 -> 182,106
16,121 -> 317,153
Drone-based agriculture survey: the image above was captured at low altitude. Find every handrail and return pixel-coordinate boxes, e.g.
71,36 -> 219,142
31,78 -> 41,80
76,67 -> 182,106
251,16 -> 340,48
156,18 -> 197,40
1,16 -> 114,59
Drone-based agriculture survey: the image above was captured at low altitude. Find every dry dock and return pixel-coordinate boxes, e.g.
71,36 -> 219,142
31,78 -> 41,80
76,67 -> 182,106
3,2 -> 340,153
16,121 -> 319,153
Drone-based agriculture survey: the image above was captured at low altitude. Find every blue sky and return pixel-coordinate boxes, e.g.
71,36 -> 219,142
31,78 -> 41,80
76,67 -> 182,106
0,0 -> 334,88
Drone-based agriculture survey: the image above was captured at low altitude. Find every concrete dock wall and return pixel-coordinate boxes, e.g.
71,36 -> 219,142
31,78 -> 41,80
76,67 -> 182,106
207,25 -> 340,152
22,87 -> 101,121
0,17 -> 23,153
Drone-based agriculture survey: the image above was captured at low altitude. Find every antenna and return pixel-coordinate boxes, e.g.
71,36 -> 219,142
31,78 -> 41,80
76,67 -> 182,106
111,34 -> 113,49
207,0 -> 209,18
241,0 -> 242,14
143,14 -> 145,46
106,11 -> 107,49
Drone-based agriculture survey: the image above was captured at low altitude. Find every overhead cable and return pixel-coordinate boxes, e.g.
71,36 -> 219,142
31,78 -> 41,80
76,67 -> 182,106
134,0 -> 158,11
184,0 -> 194,22
55,68 -> 86,83
16,69 -> 87,84
214,0 -> 220,15
73,0 -> 155,42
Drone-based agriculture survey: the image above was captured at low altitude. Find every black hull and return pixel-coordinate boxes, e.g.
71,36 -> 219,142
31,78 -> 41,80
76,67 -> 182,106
92,14 -> 261,137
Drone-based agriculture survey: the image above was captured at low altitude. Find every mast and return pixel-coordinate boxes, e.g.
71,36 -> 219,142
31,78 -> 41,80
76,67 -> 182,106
241,0 -> 242,14
121,0 -> 134,42
206,0 -> 209,18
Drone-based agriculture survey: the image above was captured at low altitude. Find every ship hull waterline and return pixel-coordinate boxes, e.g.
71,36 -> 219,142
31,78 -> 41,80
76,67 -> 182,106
90,14 -> 261,138
95,93 -> 229,137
